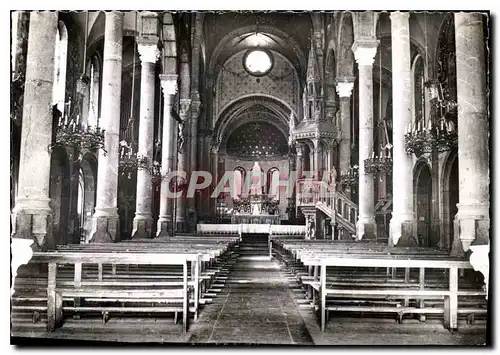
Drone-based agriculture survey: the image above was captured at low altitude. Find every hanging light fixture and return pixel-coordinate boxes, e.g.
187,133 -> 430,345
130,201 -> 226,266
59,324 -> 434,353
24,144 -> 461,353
54,11 -> 105,153
364,23 -> 393,175
151,79 -> 164,188
118,13 -> 148,179
404,13 -> 458,156
340,164 -> 359,189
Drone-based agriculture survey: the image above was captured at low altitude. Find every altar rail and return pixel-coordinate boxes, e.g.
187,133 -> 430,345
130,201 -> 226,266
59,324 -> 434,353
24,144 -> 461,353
197,224 -> 306,236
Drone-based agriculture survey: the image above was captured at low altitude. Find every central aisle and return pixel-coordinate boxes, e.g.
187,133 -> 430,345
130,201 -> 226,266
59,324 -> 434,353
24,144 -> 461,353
188,234 -> 314,345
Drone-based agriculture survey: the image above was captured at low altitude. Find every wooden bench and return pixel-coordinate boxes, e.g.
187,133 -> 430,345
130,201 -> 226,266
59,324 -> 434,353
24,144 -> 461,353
12,236 -> 241,328
22,251 -> 200,334
273,240 -> 486,331
305,254 -> 483,331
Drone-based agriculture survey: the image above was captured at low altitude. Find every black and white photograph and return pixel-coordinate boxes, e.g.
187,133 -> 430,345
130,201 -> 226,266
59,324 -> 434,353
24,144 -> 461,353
8,6 -> 492,347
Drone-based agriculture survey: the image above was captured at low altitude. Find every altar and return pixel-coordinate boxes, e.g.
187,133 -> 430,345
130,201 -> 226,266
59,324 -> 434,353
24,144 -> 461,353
231,193 -> 281,225
231,214 -> 280,225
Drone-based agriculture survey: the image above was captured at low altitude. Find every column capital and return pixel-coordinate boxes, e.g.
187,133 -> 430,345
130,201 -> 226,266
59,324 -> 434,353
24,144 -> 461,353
335,79 -> 355,98
351,39 -> 379,66
138,43 -> 160,64
389,11 -> 410,21
159,74 -> 178,96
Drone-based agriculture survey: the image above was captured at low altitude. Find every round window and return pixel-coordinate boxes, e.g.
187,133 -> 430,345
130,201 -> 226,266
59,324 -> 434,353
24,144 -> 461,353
243,49 -> 273,76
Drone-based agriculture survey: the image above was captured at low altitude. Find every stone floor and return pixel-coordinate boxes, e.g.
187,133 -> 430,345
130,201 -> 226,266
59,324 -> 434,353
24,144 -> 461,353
188,255 -> 314,345
11,237 -> 489,346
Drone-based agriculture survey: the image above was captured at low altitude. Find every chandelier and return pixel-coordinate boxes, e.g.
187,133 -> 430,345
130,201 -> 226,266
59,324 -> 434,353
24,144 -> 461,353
404,13 -> 458,156
53,12 -> 105,154
340,165 -> 359,188
404,80 -> 457,155
364,29 -> 393,175
120,13 -> 165,186
54,97 -> 106,153
364,146 -> 393,174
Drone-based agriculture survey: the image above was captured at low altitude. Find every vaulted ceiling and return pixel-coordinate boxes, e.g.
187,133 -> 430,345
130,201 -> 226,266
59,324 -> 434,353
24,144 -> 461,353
202,12 -> 313,79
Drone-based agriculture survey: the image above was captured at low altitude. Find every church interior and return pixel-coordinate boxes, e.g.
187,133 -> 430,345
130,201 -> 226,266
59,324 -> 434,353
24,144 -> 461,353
10,11 -> 491,345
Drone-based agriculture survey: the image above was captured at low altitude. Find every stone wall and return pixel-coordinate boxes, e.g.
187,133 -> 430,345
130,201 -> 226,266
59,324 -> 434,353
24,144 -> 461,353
215,50 -> 298,118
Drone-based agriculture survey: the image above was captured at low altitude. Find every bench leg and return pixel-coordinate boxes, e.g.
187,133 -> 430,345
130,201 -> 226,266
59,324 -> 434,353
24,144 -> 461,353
444,267 -> 458,331
47,262 -> 59,331
320,265 -> 327,332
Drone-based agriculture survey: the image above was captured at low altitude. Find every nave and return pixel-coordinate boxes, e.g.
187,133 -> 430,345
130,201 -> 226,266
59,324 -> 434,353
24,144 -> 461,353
11,234 -> 487,345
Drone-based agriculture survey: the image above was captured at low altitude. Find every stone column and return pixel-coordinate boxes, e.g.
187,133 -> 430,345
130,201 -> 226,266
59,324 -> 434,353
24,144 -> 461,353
454,13 -> 489,253
352,39 -> 378,240
388,12 -> 417,246
336,78 -> 354,176
157,74 -> 178,237
131,41 -> 160,239
91,12 -> 123,243
210,145 -> 219,217
176,99 -> 191,232
187,94 -> 201,230
11,11 -> 58,252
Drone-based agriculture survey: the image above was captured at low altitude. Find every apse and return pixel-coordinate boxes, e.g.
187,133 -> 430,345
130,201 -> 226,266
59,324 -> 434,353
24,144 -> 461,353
226,121 -> 289,160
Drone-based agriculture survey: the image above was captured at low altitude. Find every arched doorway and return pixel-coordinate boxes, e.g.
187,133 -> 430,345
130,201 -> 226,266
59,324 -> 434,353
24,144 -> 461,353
415,163 -> 433,247
77,154 -> 97,243
442,151 -> 459,251
49,147 -> 71,247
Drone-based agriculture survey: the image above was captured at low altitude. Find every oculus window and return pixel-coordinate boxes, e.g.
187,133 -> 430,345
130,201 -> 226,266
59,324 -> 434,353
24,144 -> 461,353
243,49 -> 273,76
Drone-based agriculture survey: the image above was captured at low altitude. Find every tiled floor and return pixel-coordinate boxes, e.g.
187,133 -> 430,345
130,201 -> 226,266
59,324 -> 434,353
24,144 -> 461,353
188,255 -> 314,345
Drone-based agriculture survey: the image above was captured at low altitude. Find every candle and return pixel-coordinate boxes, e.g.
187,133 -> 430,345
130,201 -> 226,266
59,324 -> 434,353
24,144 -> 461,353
441,120 -> 445,130
76,114 -> 80,125
64,114 -> 68,126
58,116 -> 62,127
372,152 -> 375,158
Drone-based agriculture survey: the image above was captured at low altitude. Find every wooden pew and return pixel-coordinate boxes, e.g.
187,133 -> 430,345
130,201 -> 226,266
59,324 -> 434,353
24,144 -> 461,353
53,238 -> 239,315
12,236 -> 241,333
26,251 -> 198,334
273,240 -> 486,330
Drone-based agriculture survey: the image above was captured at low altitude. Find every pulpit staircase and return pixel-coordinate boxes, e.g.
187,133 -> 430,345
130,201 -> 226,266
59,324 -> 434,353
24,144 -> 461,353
297,180 -> 358,238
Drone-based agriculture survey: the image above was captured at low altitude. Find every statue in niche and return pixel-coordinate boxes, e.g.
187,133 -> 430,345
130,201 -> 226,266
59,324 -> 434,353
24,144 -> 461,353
288,113 -> 295,146
177,121 -> 185,153
302,90 -> 308,120
329,166 -> 337,195
305,216 -> 315,240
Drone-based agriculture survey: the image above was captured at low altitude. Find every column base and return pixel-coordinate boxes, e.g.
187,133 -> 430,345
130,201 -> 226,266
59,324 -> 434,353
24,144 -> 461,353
389,218 -> 417,246
90,209 -> 119,243
455,203 -> 490,252
186,208 -> 197,233
11,198 -> 52,249
132,214 -> 154,239
356,219 -> 377,240
156,217 -> 173,237
175,220 -> 187,233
